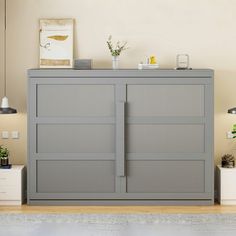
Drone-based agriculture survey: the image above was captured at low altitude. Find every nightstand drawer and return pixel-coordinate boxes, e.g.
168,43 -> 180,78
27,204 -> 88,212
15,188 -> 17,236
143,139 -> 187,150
216,165 -> 236,205
0,165 -> 25,205
221,171 -> 236,199
0,186 -> 21,200
0,172 -> 20,186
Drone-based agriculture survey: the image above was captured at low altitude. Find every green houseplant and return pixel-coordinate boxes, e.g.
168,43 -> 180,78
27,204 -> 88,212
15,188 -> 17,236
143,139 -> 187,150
221,154 -> 235,168
0,145 -> 9,166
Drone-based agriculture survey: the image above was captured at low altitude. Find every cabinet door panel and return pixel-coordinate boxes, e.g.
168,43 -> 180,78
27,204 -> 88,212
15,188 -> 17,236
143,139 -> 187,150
37,85 -> 114,117
37,124 -> 114,153
127,124 -> 204,153
126,160 -> 205,193
127,85 -> 204,117
37,160 -> 115,193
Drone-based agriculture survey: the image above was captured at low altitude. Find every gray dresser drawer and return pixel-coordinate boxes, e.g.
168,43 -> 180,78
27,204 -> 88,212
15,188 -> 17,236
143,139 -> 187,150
126,160 -> 205,193
127,85 -> 204,117
37,84 -> 115,117
127,124 -> 205,153
36,160 -> 116,193
37,124 -> 115,153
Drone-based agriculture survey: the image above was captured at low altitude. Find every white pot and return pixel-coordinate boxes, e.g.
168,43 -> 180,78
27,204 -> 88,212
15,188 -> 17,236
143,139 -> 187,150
112,56 -> 119,69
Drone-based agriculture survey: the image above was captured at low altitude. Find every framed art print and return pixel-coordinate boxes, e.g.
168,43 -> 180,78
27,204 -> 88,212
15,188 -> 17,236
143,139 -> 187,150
39,19 -> 74,68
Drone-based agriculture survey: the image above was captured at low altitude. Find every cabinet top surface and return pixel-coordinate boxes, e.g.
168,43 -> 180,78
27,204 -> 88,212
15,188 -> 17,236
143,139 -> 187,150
217,165 -> 236,171
28,69 -> 214,78
0,165 -> 24,171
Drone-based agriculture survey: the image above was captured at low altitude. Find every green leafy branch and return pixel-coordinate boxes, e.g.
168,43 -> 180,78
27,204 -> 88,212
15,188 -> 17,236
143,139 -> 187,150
107,35 -> 128,56
230,124 -> 236,138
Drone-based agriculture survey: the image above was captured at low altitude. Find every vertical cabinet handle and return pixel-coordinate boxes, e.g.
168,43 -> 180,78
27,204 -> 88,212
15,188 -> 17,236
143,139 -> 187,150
116,100 -> 126,177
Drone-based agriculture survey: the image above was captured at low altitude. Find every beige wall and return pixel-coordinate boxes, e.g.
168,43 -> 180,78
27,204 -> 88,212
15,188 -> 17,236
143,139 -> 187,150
0,0 -> 236,165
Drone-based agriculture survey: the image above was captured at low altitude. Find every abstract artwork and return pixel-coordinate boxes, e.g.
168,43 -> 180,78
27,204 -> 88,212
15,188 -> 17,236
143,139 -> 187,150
39,19 -> 74,68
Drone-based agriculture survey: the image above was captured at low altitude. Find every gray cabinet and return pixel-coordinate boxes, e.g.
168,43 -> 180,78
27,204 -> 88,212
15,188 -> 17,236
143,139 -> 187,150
28,69 -> 214,205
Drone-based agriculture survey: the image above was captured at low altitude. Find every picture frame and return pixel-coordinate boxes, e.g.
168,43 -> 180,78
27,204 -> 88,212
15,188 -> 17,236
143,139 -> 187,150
39,18 -> 74,68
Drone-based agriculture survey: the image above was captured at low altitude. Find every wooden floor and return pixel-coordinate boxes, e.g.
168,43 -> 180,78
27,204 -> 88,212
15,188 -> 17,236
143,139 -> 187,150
0,204 -> 236,214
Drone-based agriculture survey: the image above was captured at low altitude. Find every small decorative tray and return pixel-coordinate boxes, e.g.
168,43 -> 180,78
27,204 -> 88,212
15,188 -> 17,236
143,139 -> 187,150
138,64 -> 159,70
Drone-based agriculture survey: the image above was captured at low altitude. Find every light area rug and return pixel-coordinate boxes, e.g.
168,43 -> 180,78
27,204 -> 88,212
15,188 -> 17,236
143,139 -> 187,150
0,213 -> 236,236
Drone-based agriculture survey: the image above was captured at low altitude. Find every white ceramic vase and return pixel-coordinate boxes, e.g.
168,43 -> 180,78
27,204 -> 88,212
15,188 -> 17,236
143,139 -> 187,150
112,56 -> 119,69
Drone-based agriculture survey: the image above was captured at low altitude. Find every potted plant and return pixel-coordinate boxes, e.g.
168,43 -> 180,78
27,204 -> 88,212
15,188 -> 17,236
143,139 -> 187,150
221,154 -> 235,168
107,35 -> 128,69
0,145 -> 9,166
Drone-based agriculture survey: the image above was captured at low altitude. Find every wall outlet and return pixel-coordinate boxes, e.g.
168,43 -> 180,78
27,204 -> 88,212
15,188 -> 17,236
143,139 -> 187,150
1,131 -> 9,139
226,131 -> 234,139
11,131 -> 19,139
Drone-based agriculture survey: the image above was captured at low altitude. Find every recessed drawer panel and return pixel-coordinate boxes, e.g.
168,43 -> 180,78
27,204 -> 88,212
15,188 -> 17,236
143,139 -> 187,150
0,172 -> 20,186
37,124 -> 114,153
37,85 -> 115,117
37,160 -> 116,193
127,85 -> 204,117
0,186 -> 21,200
127,160 -> 205,193
127,124 -> 204,153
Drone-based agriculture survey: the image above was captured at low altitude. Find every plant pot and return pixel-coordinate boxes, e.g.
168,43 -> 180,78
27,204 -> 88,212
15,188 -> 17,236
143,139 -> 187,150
1,158 -> 9,166
222,160 -> 235,168
112,56 -> 119,69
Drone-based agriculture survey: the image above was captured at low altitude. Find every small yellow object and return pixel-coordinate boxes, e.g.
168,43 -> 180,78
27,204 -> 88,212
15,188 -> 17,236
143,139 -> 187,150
150,56 -> 157,64
47,35 -> 69,41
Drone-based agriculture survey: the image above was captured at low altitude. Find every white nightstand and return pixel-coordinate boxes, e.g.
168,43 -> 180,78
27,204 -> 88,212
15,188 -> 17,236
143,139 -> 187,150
216,165 -> 236,205
0,165 -> 25,205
